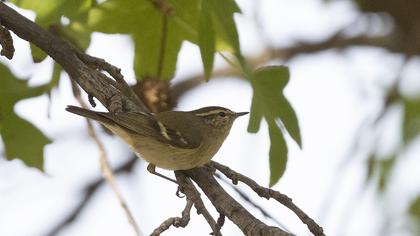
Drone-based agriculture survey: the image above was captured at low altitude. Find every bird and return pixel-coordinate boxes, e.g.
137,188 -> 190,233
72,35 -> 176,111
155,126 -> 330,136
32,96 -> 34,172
66,105 -> 248,172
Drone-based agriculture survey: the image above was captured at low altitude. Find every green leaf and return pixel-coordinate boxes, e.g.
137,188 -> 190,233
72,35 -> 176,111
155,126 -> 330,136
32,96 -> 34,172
59,22 -> 92,51
365,155 -> 375,184
207,0 -> 241,54
1,115 -> 51,170
29,43 -> 48,62
268,122 -> 287,187
377,156 -> 395,192
49,62 -> 62,90
250,66 -> 302,146
366,155 -> 396,192
11,0 -> 93,23
247,92 -> 263,133
87,0 -> 197,80
84,0 -> 243,80
0,64 -> 51,170
249,66 -> 301,185
409,196 -> 420,219
11,0 -> 94,62
198,0 -> 215,80
409,196 -> 420,235
403,98 -> 420,144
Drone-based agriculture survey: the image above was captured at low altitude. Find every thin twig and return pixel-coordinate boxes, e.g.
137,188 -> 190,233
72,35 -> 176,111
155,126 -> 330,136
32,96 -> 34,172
210,161 -> 324,236
184,167 -> 292,236
77,53 -> 149,112
45,156 -> 138,236
215,173 -> 291,233
0,22 -> 14,59
171,33 -> 399,102
150,199 -> 193,236
214,213 -> 225,235
71,83 -> 142,236
175,171 -> 222,236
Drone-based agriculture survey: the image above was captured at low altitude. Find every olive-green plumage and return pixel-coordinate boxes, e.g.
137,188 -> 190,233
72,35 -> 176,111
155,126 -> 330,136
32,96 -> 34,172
66,106 -> 247,170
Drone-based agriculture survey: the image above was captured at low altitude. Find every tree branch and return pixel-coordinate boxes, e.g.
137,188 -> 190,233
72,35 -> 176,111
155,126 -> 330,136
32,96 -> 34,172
215,173 -> 291,231
175,171 -> 222,235
171,32 -> 401,100
183,166 -> 293,236
210,161 -> 324,236
150,198 -> 193,236
0,22 -> 14,59
272,32 -> 401,60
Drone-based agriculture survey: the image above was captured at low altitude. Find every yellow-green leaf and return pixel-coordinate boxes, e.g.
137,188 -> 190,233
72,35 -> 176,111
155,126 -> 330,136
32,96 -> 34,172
250,66 -> 301,146
409,196 -> 420,235
268,122 -> 287,187
29,43 -> 48,62
403,98 -> 420,144
198,0 -> 215,80
249,66 -> 301,185
207,0 -> 241,54
87,0 -> 197,80
247,92 -> 263,133
410,196 -> 420,218
0,64 -> 51,170
378,156 -> 395,192
11,0 -> 94,62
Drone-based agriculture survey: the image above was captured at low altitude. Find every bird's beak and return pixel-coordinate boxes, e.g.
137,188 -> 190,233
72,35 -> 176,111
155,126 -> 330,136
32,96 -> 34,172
235,112 -> 249,118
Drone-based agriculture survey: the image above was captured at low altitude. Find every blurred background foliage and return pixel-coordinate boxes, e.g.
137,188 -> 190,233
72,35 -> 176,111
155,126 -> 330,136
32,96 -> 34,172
1,0 -> 420,235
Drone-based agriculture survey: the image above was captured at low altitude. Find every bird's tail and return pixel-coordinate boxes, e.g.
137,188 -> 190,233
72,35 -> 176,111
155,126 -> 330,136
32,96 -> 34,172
66,106 -> 113,125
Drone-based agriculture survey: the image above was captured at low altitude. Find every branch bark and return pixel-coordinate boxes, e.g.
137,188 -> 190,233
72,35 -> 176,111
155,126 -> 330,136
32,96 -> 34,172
211,161 -> 324,236
0,22 -> 14,59
150,198 -> 193,236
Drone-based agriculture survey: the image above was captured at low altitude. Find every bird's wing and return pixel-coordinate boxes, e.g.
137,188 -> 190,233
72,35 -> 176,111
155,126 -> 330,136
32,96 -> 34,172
104,112 -> 201,149
66,106 -> 201,149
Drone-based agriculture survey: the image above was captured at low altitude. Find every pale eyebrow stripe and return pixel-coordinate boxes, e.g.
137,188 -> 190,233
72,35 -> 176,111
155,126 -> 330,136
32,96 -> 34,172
195,109 -> 230,117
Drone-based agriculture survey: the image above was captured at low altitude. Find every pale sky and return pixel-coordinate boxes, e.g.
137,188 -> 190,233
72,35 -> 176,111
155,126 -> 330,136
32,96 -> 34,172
0,0 -> 419,236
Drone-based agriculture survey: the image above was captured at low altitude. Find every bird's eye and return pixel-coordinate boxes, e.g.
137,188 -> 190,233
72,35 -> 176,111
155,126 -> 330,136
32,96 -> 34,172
218,111 -> 226,117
